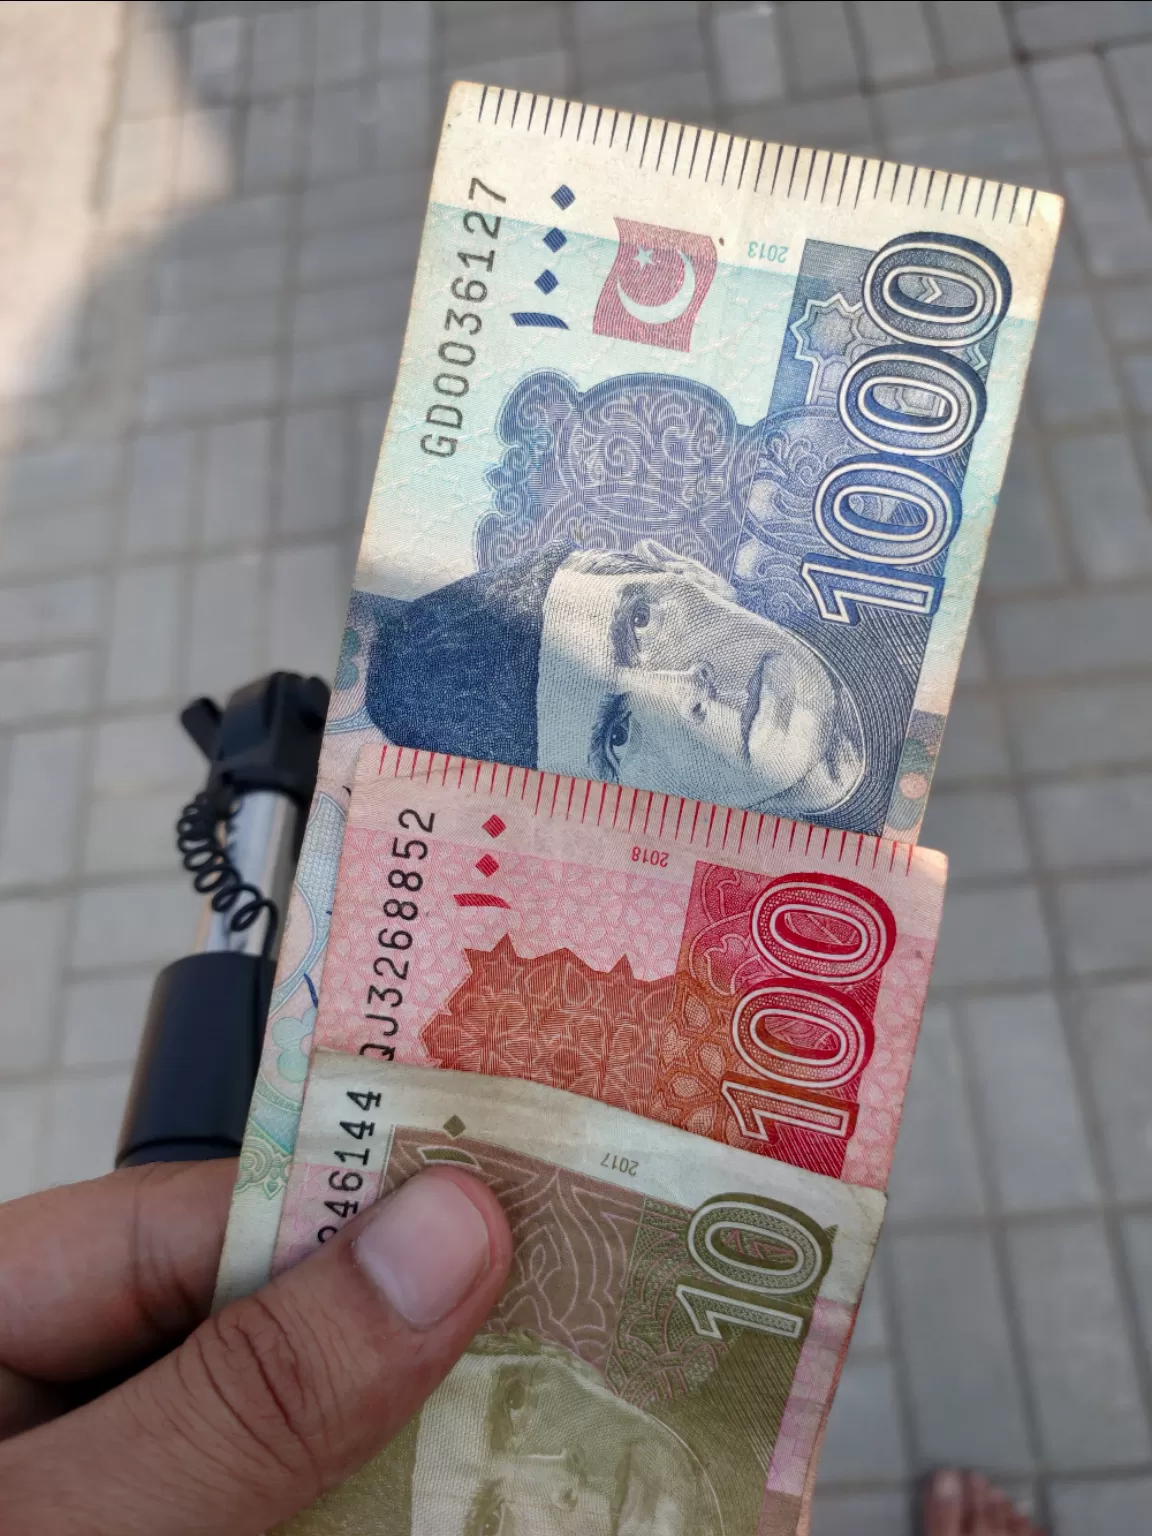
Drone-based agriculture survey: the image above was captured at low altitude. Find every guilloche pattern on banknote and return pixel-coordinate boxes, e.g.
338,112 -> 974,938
274,744 -> 944,1277
275,1053 -> 885,1536
215,79 -> 1057,1305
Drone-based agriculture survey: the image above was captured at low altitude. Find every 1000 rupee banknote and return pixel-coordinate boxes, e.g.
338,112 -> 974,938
268,745 -> 944,1274
275,1052 -> 885,1536
217,82 -> 1059,1304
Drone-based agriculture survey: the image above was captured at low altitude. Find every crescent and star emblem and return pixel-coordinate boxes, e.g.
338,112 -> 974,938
616,247 -> 697,326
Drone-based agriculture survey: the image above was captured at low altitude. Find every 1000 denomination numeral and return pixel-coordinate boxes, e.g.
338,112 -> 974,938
800,230 -> 1011,624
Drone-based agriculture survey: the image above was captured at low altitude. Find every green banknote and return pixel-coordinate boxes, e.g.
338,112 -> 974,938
275,1051 -> 885,1536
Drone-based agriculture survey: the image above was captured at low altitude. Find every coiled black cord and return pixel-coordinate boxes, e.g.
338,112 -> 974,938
175,788 -> 279,961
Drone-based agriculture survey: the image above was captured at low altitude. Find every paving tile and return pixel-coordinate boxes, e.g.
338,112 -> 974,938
103,114 -> 178,214
185,552 -> 264,700
778,1 -> 859,95
964,992 -> 1099,1212
0,442 -> 121,515
290,275 -> 413,350
308,83 -> 369,178
1051,1476 -> 1152,1536
956,625 -> 989,685
1030,773 -> 1152,868
251,6 -> 310,95
118,20 -> 183,120
366,76 -> 437,172
298,218 -> 422,286
573,1 -> 700,39
0,575 -> 102,649
168,192 -> 290,254
447,51 -> 571,95
188,13 -> 246,104
1064,161 -> 1152,279
991,591 -> 1152,680
201,416 -> 273,549
315,1 -> 369,85
147,294 -> 281,368
712,6 -> 784,107
1122,1215 -> 1152,1366
591,71 -> 714,124
174,102 -> 238,204
36,1070 -> 133,1187
92,712 -> 201,798
0,650 -> 93,724
267,541 -> 347,681
855,0 -> 936,85
816,1357 -> 908,1483
1107,39 -> 1152,151
61,973 -> 153,1069
242,94 -> 305,190
929,884 -> 1053,990
1014,2 -> 1152,54
299,168 -> 430,233
888,1005 -> 986,1220
1051,431 -> 1152,582
1120,349 -> 1152,414
280,407 -> 350,535
1098,280 -> 1152,349
0,897 -> 68,1073
575,18 -> 707,86
287,334 -> 402,404
158,241 -> 289,307
143,356 -> 278,425
981,430 -> 1068,593
0,727 -> 86,886
1056,872 -> 1152,976
124,428 -> 197,556
810,1491 -> 910,1536
919,788 -> 1029,880
105,564 -> 182,706
71,877 -> 201,970
1031,53 -> 1128,159
933,693 -> 1011,784
1009,680 -> 1152,775
84,785 -> 188,878
850,1265 -> 889,1354
1028,291 -> 1124,427
378,1 -> 433,75
442,2 -> 563,68
726,94 -> 876,158
1074,980 -> 1152,1200
876,67 -> 1046,179
890,1229 -> 1032,1471
0,1083 -> 45,1200
1007,1218 -> 1151,1469
929,1 -> 1013,71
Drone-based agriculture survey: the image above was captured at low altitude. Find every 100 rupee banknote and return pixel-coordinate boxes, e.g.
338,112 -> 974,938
275,1052 -> 885,1536
217,81 -> 1059,1303
269,745 -> 944,1275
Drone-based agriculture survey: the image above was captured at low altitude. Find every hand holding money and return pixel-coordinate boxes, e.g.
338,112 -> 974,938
0,1161 -> 512,1536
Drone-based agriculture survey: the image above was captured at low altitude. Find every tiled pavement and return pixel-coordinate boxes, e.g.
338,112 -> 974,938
1,2 -> 1151,1530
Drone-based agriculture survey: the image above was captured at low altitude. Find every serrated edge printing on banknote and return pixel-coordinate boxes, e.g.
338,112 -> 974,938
216,80 -> 1059,1309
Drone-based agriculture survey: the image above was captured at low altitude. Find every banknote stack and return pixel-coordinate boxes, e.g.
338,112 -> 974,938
214,82 -> 1061,1534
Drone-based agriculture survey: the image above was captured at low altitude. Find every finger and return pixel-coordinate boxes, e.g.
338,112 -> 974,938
0,1167 -> 513,1536
0,1160 -> 234,1384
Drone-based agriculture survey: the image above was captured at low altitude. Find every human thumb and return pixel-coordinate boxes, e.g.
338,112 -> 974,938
0,1167 -> 513,1536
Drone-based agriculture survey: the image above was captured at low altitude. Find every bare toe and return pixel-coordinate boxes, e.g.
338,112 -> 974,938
922,1469 -> 966,1536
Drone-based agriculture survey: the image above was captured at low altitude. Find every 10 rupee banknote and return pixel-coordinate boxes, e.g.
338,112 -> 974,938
217,81 -> 1059,1303
271,745 -> 945,1275
275,1052 -> 886,1536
